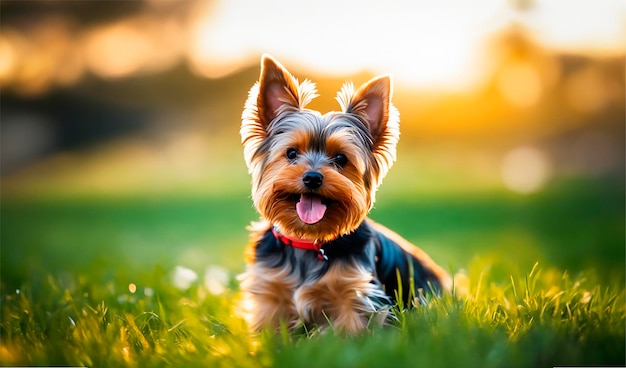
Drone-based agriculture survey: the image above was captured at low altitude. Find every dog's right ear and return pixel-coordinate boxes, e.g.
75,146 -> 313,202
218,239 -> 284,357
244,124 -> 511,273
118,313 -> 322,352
258,55 -> 300,124
241,55 -> 317,168
250,54 -> 318,126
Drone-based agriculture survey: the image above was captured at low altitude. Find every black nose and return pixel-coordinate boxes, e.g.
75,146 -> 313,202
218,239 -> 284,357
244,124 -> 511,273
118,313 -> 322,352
302,171 -> 323,189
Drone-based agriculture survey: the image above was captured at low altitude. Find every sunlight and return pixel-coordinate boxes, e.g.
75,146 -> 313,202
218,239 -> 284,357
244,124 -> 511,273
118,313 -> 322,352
185,0 -> 624,89
379,8 -> 490,90
0,0 -> 623,93
0,346 -> 15,364
522,0 -> 626,55
186,0 -> 505,89
0,33 -> 18,84
187,1 -> 252,78
497,61 -> 542,107
84,21 -> 153,79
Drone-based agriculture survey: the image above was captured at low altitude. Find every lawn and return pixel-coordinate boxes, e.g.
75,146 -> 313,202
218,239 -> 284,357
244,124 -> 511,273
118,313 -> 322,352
1,176 -> 624,367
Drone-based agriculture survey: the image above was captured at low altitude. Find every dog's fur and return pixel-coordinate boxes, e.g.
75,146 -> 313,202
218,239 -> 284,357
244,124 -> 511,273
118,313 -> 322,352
238,55 -> 450,333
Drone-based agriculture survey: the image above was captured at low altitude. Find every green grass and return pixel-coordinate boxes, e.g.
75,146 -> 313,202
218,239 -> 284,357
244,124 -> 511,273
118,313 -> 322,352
1,177 -> 624,367
1,263 -> 623,367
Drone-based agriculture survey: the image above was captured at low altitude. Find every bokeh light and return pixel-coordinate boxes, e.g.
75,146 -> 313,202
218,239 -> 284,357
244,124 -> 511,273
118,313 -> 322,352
172,266 -> 198,291
204,266 -> 230,295
497,61 -> 543,107
84,22 -> 153,79
501,146 -> 552,194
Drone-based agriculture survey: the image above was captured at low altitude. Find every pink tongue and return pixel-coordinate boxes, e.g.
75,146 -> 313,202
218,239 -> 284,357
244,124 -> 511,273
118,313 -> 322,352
296,194 -> 327,224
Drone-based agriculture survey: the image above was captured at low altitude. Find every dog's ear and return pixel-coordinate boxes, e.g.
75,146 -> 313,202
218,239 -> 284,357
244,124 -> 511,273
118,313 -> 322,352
254,54 -> 317,125
336,76 -> 400,181
257,55 -> 300,124
241,55 -> 317,168
337,75 -> 396,143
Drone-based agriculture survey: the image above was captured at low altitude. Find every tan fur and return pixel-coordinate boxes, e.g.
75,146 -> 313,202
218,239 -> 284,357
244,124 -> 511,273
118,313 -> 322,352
238,261 -> 300,330
294,262 -> 389,333
239,263 -> 389,333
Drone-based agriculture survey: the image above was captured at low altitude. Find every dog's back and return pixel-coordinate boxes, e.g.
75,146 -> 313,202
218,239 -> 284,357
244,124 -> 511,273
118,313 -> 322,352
367,219 -> 451,305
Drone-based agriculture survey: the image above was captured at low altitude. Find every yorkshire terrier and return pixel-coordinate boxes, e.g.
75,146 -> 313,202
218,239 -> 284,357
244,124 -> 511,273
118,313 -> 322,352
238,55 -> 450,333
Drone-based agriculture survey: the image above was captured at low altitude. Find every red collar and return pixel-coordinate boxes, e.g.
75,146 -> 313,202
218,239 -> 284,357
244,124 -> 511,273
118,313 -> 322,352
271,227 -> 329,261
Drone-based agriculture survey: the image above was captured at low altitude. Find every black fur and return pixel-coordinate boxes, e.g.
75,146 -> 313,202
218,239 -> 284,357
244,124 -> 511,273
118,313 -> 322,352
254,221 -> 444,307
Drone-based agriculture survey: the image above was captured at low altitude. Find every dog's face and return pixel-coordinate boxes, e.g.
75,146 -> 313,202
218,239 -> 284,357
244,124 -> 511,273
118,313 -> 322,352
241,55 -> 400,241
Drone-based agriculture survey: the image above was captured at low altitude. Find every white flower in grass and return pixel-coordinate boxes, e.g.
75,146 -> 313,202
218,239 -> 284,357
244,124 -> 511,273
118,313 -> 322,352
205,266 -> 229,295
172,265 -> 198,290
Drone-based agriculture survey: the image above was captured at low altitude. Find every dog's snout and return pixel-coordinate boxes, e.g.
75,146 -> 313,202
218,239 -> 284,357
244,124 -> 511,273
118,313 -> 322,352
302,171 -> 323,189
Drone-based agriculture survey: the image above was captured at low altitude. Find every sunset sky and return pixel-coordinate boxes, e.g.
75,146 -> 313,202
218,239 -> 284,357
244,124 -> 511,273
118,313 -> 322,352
187,0 -> 625,87
1,0 -> 624,95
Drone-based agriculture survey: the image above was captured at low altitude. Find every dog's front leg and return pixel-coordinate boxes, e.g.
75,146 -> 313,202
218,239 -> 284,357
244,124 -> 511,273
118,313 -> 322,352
294,262 -> 391,333
238,262 -> 300,331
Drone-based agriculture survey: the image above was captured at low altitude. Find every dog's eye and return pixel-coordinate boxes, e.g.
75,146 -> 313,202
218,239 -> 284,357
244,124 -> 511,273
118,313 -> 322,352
286,148 -> 298,161
334,153 -> 348,167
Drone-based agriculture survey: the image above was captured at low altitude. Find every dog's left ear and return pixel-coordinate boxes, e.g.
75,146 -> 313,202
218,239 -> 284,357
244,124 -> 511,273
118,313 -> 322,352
336,76 -> 398,145
337,76 -> 400,181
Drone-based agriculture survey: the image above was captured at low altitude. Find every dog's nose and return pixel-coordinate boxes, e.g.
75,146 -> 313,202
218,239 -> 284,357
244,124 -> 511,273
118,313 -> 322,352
302,171 -> 323,189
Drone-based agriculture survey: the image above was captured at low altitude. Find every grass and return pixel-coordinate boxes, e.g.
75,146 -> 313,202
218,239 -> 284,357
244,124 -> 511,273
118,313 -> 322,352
1,263 -> 623,367
1,177 -> 624,367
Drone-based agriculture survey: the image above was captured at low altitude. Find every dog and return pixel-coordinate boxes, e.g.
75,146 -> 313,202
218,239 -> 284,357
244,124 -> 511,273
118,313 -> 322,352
238,55 -> 451,333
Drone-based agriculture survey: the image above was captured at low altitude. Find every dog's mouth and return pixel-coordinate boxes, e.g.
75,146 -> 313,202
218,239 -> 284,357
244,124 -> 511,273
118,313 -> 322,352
292,193 -> 328,225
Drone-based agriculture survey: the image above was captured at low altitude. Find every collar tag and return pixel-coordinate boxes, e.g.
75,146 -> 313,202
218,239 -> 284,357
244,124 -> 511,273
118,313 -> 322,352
317,248 -> 328,261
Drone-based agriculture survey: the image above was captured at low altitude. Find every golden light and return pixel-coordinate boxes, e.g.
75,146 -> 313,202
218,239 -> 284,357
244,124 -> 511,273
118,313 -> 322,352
187,1 -> 255,79
497,61 -> 542,107
83,22 -> 153,79
185,0 -> 504,89
378,11 -> 488,90
15,53 -> 55,96
121,346 -> 131,362
39,18 -> 85,87
184,0 -> 624,90
0,345 -> 16,365
0,18 -> 86,95
0,0 -> 622,93
0,34 -> 18,85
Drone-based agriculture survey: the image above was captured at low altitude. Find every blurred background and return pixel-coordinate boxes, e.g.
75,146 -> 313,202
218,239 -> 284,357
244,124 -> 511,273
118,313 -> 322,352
1,0 -> 624,289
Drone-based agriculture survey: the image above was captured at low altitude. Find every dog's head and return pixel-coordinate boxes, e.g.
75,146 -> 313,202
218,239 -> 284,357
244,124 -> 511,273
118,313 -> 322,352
241,55 -> 400,241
